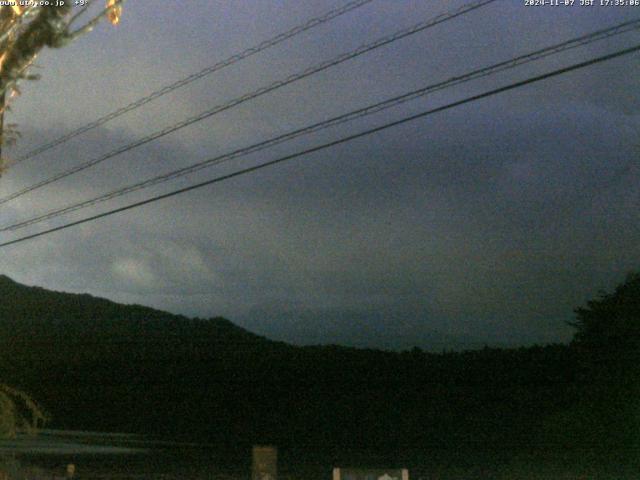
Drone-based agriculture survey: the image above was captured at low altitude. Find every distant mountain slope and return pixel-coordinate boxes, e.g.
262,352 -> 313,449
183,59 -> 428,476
0,274 -> 264,344
0,274 -> 284,438
0,274 -> 580,460
237,309 -> 485,351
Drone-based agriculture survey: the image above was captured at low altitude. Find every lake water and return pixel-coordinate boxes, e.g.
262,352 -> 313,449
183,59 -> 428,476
0,432 -> 510,480
0,429 -> 254,479
1,432 -> 630,480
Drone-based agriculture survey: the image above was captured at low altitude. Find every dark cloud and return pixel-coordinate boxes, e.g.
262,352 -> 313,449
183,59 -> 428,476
1,0 -> 638,350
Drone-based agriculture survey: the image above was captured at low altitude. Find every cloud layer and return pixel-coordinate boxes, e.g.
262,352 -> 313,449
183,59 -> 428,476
0,0 -> 638,350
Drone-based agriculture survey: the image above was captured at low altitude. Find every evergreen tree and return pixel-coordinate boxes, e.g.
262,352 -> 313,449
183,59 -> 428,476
570,271 -> 640,368
566,272 -> 640,458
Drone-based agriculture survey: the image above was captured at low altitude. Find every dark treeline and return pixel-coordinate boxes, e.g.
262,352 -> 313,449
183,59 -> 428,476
0,273 -> 638,473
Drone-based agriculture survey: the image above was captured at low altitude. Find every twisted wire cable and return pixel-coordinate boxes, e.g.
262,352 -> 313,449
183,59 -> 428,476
3,43 -> 639,248
0,0 -> 497,206
1,18 -> 637,233
13,0 -> 376,163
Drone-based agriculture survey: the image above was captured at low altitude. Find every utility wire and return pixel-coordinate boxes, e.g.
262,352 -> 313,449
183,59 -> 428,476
2,19 -> 638,233
1,43 -> 638,249
12,0 -> 376,164
0,0 -> 497,206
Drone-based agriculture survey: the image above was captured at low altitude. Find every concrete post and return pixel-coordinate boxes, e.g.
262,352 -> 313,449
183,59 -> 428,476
252,445 -> 277,480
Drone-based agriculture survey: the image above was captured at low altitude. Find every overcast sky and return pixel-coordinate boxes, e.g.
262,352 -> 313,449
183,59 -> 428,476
0,0 -> 638,350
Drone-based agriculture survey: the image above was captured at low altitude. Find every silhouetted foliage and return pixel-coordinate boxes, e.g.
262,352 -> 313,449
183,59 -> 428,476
570,271 -> 640,368
533,272 -> 640,467
1,273 -> 636,475
0,383 -> 47,437
0,2 -> 123,173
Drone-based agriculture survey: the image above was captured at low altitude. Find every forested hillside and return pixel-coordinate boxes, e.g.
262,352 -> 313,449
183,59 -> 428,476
0,274 -> 637,472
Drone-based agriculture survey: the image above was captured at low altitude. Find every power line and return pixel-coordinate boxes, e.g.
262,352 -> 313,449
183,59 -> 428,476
12,0 -> 376,164
2,18 -> 638,233
0,0 -> 497,206
1,43 -> 638,249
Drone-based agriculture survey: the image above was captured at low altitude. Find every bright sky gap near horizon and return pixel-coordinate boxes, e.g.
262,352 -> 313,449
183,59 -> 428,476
0,0 -> 638,351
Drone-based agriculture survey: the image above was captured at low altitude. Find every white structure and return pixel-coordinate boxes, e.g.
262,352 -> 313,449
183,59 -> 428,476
252,445 -> 277,480
332,468 -> 409,480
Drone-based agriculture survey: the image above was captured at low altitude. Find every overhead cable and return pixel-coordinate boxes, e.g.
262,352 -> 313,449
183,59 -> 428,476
13,0 -> 376,163
2,18 -> 638,233
0,0 -> 497,206
2,42 -> 638,248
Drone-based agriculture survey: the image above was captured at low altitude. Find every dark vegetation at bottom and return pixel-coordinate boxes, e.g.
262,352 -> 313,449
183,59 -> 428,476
0,273 -> 638,475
